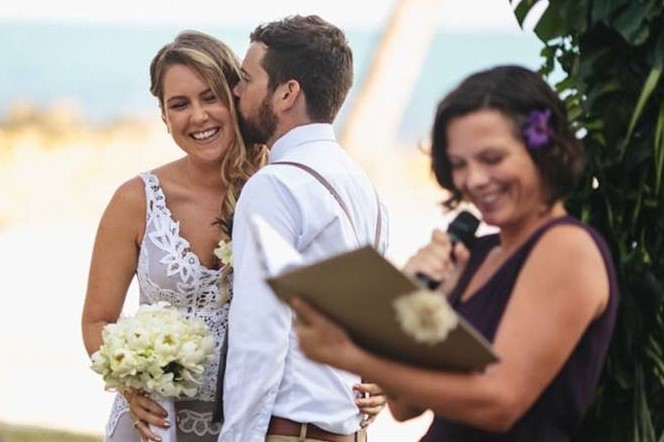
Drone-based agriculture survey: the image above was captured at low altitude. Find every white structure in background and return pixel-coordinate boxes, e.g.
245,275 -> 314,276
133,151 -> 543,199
341,0 -> 450,276
341,0 -> 445,163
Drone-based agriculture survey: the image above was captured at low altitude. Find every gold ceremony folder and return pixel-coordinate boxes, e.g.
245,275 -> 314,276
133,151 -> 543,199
250,215 -> 499,371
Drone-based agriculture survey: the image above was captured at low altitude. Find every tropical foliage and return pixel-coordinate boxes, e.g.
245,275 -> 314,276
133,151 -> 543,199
511,1 -> 664,440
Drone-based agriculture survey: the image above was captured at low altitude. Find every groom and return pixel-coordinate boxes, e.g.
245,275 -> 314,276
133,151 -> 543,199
219,14 -> 388,442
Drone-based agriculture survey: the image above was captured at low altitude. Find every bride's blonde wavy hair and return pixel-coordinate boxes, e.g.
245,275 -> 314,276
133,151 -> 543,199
149,30 -> 268,298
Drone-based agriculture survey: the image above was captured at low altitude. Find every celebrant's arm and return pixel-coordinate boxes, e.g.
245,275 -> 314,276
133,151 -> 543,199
292,225 -> 610,431
386,396 -> 426,422
81,177 -> 144,355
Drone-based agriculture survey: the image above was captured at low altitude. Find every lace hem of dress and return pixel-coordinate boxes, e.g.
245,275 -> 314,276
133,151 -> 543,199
105,394 -> 222,437
178,409 -> 222,436
106,394 -> 129,437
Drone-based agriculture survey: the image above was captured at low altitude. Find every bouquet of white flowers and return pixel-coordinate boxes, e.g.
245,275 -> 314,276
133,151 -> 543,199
91,301 -> 215,441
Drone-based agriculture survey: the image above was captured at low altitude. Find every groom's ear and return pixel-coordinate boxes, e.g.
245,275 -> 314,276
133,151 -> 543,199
277,80 -> 301,110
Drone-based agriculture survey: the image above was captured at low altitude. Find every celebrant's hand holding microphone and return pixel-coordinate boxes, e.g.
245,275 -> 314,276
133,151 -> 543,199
405,210 -> 480,294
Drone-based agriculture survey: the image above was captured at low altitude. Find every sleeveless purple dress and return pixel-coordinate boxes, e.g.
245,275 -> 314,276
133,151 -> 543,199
421,216 -> 619,442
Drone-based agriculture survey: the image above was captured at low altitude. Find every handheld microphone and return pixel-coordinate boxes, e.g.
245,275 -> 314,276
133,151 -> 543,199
416,210 -> 480,290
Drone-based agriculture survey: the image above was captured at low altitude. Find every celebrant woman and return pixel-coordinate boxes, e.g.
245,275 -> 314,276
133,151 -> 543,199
292,65 -> 619,441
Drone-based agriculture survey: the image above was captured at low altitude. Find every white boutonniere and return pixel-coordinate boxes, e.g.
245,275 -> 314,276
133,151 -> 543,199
214,240 -> 233,267
393,290 -> 459,345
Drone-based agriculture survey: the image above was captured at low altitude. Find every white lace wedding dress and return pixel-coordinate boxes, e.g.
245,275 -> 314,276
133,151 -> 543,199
104,172 -> 228,442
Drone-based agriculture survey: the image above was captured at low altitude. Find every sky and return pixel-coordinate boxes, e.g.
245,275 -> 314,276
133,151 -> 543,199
0,0 -> 544,32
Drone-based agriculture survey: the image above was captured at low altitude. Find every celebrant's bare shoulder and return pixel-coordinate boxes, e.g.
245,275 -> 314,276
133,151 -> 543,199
519,222 -> 609,315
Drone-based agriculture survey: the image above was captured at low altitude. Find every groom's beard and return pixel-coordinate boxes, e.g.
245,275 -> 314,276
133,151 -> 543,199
238,97 -> 277,146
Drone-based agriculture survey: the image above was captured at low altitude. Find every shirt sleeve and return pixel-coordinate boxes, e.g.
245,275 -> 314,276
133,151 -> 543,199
219,173 -> 300,442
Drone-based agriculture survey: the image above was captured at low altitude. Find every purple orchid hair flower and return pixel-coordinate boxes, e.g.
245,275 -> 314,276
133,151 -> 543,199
522,109 -> 552,150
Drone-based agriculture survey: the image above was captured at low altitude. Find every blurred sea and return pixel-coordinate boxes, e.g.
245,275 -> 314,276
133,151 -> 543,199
0,20 -> 543,144
0,20 -> 541,440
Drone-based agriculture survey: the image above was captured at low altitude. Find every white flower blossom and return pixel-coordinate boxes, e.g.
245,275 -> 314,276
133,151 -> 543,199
393,290 -> 459,345
90,302 -> 215,399
213,240 -> 233,266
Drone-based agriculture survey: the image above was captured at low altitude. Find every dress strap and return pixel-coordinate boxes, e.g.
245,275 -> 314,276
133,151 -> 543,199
138,171 -> 170,224
449,215 -> 581,307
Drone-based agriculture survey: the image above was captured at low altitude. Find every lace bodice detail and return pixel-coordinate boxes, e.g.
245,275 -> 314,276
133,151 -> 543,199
136,171 -> 228,400
106,171 -> 229,436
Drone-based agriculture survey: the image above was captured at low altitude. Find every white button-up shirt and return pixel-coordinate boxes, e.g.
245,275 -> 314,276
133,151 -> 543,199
219,124 -> 389,441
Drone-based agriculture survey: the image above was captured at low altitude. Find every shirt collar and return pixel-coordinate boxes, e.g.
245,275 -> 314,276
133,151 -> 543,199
270,124 -> 336,162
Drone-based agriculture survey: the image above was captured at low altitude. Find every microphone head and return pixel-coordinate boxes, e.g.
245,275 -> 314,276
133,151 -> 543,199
448,210 -> 480,249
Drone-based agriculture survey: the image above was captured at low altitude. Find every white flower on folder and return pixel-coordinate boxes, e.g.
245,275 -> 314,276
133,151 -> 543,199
393,290 -> 459,345
90,301 -> 215,398
213,239 -> 233,266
